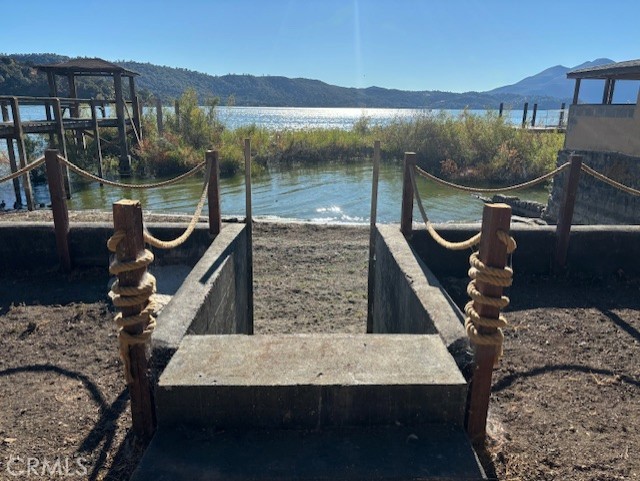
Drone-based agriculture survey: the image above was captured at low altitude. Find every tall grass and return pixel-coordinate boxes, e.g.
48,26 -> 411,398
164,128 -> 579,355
133,97 -> 564,184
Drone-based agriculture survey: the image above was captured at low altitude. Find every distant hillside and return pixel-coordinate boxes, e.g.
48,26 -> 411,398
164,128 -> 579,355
488,58 -> 640,103
1,53 -> 568,109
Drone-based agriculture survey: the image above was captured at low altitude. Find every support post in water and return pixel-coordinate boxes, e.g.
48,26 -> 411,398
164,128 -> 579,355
558,102 -> 566,128
466,203 -> 512,446
531,103 -> 538,127
498,102 -> 504,118
112,200 -> 156,441
244,138 -> 254,334
90,99 -> 104,185
521,102 -> 528,128
1,102 -> 22,207
400,152 -> 416,238
367,140 -> 381,333
44,149 -> 71,273
554,155 -> 582,271
206,150 -> 221,236
10,97 -> 34,210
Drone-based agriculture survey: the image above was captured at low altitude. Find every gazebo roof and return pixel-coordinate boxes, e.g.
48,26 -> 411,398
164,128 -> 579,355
36,58 -> 139,77
567,59 -> 640,81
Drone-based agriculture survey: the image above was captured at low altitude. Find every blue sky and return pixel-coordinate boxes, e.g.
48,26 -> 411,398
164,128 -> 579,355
2,0 -> 639,92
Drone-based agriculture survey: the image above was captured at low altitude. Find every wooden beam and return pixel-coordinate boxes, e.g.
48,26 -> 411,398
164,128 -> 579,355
206,150 -> 221,236
10,97 -> 34,210
44,149 -> 71,272
52,98 -> 72,199
112,200 -> 156,441
400,152 -> 416,238
572,79 -> 581,104
90,99 -> 104,184
67,73 -> 85,149
114,72 -> 131,176
602,79 -> 611,104
1,102 -> 22,207
366,140 -> 381,333
244,138 -> 254,335
129,77 -> 141,140
466,203 -> 511,446
554,155 -> 582,271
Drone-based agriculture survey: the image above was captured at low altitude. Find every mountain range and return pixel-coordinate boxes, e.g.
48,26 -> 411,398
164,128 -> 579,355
1,53 -> 635,109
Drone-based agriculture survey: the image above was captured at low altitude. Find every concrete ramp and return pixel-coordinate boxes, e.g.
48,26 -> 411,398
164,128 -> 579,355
132,333 -> 484,480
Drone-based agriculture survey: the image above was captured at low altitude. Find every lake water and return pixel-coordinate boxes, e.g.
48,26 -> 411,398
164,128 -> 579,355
1,106 -> 554,223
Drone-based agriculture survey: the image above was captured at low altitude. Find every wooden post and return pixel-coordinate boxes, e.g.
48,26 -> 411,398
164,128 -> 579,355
44,149 -> 71,272
498,102 -> 503,118
1,102 -> 22,207
114,72 -> 131,176
466,203 -> 512,446
67,74 -> 85,149
206,150 -> 221,236
156,97 -> 164,135
558,102 -> 566,128
10,97 -> 34,211
572,79 -> 581,104
400,152 -> 416,238
52,98 -> 72,199
531,103 -> 538,127
521,102 -> 528,129
554,155 -> 582,271
43,100 -> 56,147
112,200 -> 156,441
174,100 -> 180,129
90,99 -> 104,185
130,77 -> 141,140
244,138 -> 254,335
366,140 -> 381,333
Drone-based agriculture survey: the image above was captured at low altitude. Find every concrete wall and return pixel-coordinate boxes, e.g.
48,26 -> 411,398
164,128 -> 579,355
0,221 -> 213,270
151,223 -> 249,373
564,103 -> 640,157
409,224 -> 640,277
545,150 -> 640,225
372,225 -> 471,369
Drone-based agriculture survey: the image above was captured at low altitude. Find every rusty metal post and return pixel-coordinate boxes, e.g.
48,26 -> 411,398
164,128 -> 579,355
554,155 -> 582,271
44,149 -> 71,273
400,152 -> 416,238
367,140 -> 381,333
206,150 -> 221,236
112,200 -> 156,441
466,203 -> 512,446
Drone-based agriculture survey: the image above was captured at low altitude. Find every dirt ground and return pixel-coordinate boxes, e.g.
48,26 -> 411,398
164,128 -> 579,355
0,214 -> 638,480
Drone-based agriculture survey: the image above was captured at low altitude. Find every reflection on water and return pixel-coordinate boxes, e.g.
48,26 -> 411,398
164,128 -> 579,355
1,161 -> 550,224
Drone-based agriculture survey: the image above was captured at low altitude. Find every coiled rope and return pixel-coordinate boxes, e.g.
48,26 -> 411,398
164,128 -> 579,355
580,163 -> 640,196
57,154 -> 205,190
464,231 -> 516,363
415,161 -> 570,193
0,155 -> 45,184
106,231 -> 157,384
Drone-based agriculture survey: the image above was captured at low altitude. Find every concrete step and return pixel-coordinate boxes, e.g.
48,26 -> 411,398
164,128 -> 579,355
131,425 -> 485,481
157,333 -> 467,430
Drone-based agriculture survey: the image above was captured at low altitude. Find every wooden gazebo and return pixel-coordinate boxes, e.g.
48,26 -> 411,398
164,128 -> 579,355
36,58 -> 141,174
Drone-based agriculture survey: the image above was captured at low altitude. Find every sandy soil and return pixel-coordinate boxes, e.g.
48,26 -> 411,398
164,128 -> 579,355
0,214 -> 638,480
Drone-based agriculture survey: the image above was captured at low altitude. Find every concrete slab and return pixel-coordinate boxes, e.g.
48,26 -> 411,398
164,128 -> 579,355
131,425 -> 485,481
157,334 -> 467,429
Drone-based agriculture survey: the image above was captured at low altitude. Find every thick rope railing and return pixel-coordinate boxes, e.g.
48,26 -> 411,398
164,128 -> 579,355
415,161 -> 570,193
57,154 -> 205,190
580,163 -> 640,196
409,166 -> 481,250
0,155 -> 45,184
464,231 -> 516,362
142,158 -> 212,249
106,231 -> 157,384
410,164 -> 516,360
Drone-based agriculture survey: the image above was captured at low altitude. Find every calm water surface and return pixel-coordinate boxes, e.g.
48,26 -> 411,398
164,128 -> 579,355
1,106 -> 554,222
